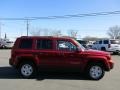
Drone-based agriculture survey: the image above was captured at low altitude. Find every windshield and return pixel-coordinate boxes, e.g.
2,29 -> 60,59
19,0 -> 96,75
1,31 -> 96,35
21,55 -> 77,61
77,40 -> 88,44
73,39 -> 85,50
110,40 -> 120,44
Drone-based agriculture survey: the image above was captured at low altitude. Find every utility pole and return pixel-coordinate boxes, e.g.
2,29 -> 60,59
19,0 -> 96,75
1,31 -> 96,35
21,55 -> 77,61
26,19 -> 29,36
0,22 -> 4,39
0,23 -> 1,39
0,22 -> 1,39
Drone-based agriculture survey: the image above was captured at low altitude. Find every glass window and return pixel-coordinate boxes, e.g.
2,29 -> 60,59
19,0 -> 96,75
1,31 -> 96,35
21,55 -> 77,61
19,39 -> 33,49
99,40 -> 102,44
37,39 -> 53,49
104,40 -> 109,44
57,40 -> 77,51
110,40 -> 120,44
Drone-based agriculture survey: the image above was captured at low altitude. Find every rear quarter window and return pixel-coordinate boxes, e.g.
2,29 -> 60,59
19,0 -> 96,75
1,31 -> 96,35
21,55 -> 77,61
19,39 -> 33,49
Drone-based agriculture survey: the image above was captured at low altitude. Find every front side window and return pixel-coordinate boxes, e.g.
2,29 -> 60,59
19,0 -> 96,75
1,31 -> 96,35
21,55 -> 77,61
57,40 -> 77,51
99,40 -> 102,44
19,39 -> 33,49
37,39 -> 53,49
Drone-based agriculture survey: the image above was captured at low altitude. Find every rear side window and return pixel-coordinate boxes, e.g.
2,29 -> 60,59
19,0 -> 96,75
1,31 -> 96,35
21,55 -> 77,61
110,40 -> 120,44
37,39 -> 53,49
103,40 -> 109,44
19,39 -> 33,49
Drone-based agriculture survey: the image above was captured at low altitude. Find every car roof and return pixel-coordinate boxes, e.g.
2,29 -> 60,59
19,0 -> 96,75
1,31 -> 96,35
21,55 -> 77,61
98,39 -> 119,41
18,36 -> 74,40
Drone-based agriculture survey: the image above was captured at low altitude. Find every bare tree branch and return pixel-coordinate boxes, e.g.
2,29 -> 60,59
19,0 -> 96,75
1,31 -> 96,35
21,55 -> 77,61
68,29 -> 78,39
107,25 -> 120,39
49,30 -> 62,37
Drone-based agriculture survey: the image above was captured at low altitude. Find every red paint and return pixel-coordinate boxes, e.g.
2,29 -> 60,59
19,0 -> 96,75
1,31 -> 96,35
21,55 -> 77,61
9,36 -> 114,72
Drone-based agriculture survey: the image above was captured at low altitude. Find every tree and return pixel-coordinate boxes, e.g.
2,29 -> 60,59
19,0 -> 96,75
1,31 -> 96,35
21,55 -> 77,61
68,30 -> 78,39
83,36 -> 99,41
30,27 -> 41,36
30,30 -> 41,36
30,27 -> 63,37
83,36 -> 108,41
107,25 -> 120,39
30,28 -> 51,36
50,30 -> 62,37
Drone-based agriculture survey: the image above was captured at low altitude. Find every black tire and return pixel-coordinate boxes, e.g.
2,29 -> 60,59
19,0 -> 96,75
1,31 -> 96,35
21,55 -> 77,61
86,63 -> 105,80
18,61 -> 37,79
101,47 -> 106,51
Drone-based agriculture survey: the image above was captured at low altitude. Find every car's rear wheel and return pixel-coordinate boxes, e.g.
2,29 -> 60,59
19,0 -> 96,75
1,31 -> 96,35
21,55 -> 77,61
19,61 -> 37,78
86,63 -> 105,80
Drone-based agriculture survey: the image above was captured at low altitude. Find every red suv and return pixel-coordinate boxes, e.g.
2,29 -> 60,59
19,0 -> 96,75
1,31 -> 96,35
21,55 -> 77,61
9,36 -> 114,80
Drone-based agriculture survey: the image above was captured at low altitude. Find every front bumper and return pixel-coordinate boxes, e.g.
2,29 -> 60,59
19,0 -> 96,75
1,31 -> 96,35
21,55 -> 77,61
108,60 -> 114,70
107,48 -> 120,53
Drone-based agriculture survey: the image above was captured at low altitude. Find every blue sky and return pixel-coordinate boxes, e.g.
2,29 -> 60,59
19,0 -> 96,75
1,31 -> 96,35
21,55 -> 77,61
0,0 -> 120,41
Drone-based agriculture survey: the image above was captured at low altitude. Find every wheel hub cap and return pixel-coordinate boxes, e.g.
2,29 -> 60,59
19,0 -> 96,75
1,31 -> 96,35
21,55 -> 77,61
90,66 -> 102,79
21,64 -> 33,77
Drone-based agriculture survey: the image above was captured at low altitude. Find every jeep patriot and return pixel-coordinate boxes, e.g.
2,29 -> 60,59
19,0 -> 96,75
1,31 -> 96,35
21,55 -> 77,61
9,36 -> 114,80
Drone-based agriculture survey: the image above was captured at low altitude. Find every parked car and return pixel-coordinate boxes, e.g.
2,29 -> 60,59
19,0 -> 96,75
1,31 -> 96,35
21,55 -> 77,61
9,36 -> 114,80
0,41 -> 14,49
77,40 -> 89,48
0,42 -> 2,48
92,39 -> 120,54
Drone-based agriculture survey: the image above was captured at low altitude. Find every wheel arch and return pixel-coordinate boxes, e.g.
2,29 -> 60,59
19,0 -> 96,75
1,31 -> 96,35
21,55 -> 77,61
16,56 -> 39,69
85,58 -> 109,71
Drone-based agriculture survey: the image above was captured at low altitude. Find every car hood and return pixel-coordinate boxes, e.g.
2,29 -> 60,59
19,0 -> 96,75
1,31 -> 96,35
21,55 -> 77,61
82,49 -> 109,56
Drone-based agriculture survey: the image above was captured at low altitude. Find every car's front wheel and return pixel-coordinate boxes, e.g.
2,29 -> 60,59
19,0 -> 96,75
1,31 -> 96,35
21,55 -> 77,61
86,63 -> 105,80
19,61 -> 37,79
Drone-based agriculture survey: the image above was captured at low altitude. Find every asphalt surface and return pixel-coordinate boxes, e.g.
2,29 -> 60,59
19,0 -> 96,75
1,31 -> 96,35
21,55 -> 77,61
0,50 -> 120,90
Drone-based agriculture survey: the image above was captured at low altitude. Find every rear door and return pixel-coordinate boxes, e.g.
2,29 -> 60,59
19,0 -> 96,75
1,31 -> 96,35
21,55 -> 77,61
35,38 -> 62,70
110,40 -> 120,49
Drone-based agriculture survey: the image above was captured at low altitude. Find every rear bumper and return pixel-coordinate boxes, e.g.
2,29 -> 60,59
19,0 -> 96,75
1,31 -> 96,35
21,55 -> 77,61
9,58 -> 13,66
9,58 -> 16,66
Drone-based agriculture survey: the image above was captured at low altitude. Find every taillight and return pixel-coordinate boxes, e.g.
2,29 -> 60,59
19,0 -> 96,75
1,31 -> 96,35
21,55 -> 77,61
108,44 -> 111,48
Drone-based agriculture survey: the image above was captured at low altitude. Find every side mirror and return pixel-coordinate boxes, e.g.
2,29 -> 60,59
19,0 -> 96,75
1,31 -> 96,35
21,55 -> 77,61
76,47 -> 82,53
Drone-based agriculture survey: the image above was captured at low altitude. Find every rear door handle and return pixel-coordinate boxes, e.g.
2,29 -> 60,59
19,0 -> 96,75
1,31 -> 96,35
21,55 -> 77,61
39,52 -> 44,55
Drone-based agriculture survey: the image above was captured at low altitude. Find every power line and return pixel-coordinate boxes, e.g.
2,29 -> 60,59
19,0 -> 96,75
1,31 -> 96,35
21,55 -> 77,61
0,18 -> 34,20
0,10 -> 120,20
31,10 -> 120,19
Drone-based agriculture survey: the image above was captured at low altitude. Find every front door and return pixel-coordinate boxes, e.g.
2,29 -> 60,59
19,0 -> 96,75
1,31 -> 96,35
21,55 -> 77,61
56,40 -> 82,71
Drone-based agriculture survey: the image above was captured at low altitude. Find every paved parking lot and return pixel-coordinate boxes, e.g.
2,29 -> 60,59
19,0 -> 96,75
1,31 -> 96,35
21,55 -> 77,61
0,50 -> 120,90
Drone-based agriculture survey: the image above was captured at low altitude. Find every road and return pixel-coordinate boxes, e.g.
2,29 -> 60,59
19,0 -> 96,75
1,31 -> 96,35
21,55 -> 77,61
0,50 -> 120,90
